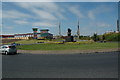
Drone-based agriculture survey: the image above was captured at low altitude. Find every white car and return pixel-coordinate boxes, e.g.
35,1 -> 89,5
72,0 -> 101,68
0,45 -> 17,55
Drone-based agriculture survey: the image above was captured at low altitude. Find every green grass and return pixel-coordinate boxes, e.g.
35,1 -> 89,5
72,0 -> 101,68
15,39 -> 50,44
17,42 -> 118,50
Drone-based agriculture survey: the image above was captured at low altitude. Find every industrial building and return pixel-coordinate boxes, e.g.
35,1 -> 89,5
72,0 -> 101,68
0,35 -> 14,38
1,19 -> 119,40
37,29 -> 53,39
1,28 -> 53,40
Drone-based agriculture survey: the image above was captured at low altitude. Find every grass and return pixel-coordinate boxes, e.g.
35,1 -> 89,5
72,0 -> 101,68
15,39 -> 50,44
14,39 -> 94,44
17,42 -> 118,50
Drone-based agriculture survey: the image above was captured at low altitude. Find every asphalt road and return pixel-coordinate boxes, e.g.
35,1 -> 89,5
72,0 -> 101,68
0,54 -> 2,79
2,52 -> 119,78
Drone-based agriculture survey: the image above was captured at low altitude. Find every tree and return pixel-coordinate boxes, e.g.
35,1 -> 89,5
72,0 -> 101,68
92,33 -> 99,42
102,35 -> 105,41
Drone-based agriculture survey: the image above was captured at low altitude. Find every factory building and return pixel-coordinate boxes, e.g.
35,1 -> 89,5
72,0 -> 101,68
14,33 -> 40,39
37,29 -> 53,39
0,35 -> 14,39
1,28 -> 53,40
0,33 -> 34,39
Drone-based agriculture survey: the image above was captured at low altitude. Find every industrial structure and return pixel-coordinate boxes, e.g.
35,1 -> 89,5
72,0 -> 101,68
0,35 -> 14,38
116,19 -> 119,33
37,29 -> 53,39
32,28 -> 38,39
77,21 -> 80,37
1,19 -> 119,40
116,1 -> 120,33
1,28 -> 53,40
59,22 -> 61,36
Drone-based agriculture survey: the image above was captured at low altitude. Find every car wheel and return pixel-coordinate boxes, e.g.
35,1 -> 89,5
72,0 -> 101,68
5,51 -> 8,55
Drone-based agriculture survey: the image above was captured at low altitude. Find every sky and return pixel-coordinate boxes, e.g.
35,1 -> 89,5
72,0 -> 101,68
1,2 -> 119,36
1,0 -> 120,2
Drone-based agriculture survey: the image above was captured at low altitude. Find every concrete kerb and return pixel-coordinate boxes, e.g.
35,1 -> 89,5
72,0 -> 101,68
17,48 -> 119,55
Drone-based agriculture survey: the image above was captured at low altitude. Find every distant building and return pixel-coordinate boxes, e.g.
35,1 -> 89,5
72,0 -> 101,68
32,28 -> 38,39
14,33 -> 40,39
105,30 -> 115,34
40,29 -> 49,33
38,29 -> 53,39
1,28 -> 53,40
0,35 -> 14,38
14,33 -> 33,37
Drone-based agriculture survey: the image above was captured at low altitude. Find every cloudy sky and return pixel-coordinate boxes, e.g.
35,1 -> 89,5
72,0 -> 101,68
2,2 -> 118,36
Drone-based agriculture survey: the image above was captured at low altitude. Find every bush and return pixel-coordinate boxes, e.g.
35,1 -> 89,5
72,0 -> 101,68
103,32 -> 120,41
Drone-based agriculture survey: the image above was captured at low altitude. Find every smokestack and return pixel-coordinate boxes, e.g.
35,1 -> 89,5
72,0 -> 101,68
116,2 -> 120,33
59,22 -> 61,36
117,19 -> 119,32
77,21 -> 80,37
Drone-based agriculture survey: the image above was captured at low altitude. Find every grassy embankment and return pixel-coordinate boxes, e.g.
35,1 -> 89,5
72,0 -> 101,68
17,41 -> 118,50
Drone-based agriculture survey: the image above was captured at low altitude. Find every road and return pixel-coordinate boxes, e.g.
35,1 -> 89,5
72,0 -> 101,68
2,52 -> 119,78
0,54 -> 2,79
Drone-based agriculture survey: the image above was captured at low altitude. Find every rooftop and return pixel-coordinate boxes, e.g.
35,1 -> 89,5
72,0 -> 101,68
40,29 -> 49,31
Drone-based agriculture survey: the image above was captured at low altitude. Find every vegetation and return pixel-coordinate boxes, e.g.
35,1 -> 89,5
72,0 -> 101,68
17,42 -> 118,50
80,32 -> 120,42
79,36 -> 91,40
2,39 -> 21,44
91,33 -> 100,42
103,32 -> 120,41
15,39 -> 51,44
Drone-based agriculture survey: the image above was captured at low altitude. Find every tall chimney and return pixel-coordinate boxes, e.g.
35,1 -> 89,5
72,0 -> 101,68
59,22 -> 61,36
117,2 -> 120,33
77,21 -> 80,37
117,19 -> 119,32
